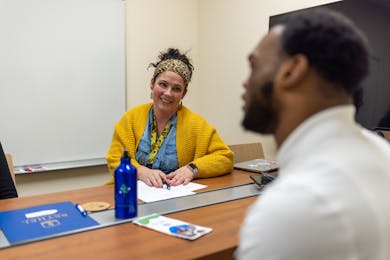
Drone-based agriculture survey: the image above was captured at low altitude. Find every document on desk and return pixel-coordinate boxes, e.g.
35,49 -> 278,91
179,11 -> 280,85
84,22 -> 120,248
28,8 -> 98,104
137,181 -> 207,202
0,201 -> 99,244
134,213 -> 212,240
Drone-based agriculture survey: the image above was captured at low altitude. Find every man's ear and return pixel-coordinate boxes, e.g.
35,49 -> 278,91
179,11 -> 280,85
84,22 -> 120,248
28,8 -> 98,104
275,54 -> 309,89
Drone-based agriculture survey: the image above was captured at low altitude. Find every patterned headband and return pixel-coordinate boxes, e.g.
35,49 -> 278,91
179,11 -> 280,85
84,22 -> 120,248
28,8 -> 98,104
153,59 -> 191,86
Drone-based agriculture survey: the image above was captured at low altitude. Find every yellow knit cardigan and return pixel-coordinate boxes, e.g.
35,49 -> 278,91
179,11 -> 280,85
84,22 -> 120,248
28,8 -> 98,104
105,103 -> 233,184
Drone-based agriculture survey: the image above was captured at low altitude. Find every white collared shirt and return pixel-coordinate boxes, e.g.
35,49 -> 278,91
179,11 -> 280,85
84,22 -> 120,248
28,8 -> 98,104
236,105 -> 390,260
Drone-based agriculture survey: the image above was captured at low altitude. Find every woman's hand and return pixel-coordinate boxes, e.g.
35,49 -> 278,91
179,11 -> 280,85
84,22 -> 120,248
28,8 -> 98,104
166,166 -> 194,186
137,165 -> 167,188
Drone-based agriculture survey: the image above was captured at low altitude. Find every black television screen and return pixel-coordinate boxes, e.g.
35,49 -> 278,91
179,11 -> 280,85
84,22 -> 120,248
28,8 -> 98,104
269,0 -> 390,130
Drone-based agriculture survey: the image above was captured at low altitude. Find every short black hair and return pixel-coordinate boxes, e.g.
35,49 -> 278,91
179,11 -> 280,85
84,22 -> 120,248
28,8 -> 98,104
149,48 -> 194,84
277,8 -> 370,95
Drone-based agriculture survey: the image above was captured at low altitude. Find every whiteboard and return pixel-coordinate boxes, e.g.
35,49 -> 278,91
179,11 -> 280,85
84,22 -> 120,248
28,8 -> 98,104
0,0 -> 126,171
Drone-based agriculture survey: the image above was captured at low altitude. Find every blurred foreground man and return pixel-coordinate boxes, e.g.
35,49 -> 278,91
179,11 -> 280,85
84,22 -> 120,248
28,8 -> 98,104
236,8 -> 390,260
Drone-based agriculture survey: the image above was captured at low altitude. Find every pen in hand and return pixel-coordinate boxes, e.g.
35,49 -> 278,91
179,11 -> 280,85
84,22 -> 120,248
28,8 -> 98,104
162,180 -> 170,190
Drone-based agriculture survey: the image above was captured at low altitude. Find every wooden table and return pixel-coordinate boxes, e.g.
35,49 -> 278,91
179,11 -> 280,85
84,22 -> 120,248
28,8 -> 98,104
0,170 -> 258,259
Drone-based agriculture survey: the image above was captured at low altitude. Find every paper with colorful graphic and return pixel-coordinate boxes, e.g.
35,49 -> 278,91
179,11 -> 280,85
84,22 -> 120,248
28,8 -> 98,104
134,213 -> 212,240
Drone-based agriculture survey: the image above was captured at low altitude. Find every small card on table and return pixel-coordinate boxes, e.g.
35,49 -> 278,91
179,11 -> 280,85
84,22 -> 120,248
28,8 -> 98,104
133,213 -> 212,240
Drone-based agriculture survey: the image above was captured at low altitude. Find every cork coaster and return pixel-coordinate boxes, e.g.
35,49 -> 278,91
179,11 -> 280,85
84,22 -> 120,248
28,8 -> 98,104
81,201 -> 110,212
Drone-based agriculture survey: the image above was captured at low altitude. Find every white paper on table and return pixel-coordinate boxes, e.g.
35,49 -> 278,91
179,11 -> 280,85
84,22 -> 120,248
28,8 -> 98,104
137,181 -> 207,202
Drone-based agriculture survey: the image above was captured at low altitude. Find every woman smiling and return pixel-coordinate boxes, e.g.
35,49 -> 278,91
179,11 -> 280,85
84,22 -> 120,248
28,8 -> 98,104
106,48 -> 233,188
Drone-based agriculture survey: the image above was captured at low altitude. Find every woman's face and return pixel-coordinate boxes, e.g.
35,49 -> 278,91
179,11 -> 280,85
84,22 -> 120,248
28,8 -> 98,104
150,71 -> 187,117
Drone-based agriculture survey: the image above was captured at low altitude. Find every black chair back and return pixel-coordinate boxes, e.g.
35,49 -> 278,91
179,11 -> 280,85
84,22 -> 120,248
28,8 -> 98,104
0,142 -> 18,199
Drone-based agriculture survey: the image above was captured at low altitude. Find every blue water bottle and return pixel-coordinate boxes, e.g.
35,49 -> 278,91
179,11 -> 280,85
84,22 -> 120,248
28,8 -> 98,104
115,149 -> 137,219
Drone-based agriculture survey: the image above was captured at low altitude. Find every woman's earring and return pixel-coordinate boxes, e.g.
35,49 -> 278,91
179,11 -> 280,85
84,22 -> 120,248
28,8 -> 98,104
150,92 -> 153,99
179,101 -> 183,110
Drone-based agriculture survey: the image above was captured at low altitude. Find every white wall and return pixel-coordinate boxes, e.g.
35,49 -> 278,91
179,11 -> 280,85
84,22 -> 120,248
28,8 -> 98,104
125,0 -> 199,109
16,0 -> 341,196
15,166 -> 108,197
125,0 -> 341,159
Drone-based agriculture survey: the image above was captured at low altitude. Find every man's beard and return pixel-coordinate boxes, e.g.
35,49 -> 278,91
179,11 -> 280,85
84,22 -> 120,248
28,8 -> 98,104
242,81 -> 278,134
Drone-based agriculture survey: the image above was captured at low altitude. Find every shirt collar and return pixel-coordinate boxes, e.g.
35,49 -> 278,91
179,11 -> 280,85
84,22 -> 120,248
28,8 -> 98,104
277,105 -> 357,168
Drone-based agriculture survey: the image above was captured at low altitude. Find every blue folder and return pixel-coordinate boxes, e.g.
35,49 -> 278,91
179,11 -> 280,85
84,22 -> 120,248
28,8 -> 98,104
0,201 -> 99,244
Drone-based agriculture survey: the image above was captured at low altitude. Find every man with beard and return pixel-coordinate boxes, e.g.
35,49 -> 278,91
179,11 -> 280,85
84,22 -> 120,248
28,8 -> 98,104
236,8 -> 390,260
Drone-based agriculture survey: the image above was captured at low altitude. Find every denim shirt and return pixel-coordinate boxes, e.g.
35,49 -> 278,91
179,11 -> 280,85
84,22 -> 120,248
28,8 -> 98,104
135,108 -> 179,173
